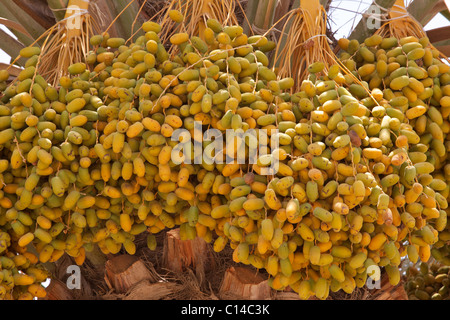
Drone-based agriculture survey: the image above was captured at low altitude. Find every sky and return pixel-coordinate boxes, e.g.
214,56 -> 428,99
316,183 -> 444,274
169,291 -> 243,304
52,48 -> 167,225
0,0 -> 449,65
